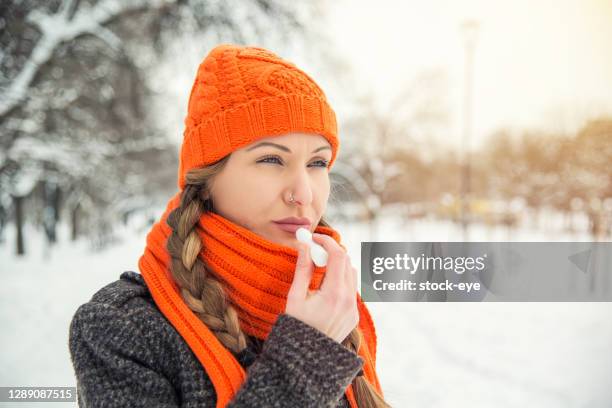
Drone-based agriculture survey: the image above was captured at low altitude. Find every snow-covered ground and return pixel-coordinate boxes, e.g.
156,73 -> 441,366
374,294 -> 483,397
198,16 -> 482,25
1,209 -> 611,407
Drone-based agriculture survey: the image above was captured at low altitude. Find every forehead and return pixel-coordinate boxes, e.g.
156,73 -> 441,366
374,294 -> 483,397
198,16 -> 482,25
258,132 -> 328,145
243,132 -> 331,151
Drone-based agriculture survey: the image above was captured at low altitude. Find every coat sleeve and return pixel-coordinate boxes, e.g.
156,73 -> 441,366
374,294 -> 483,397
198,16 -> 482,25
68,302 -> 180,407
227,313 -> 364,408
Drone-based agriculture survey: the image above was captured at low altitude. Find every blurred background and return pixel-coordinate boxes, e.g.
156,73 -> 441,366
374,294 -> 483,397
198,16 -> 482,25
1,0 -> 611,407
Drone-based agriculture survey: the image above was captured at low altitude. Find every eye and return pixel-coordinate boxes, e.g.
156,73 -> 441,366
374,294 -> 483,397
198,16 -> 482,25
311,159 -> 329,168
257,155 -> 283,165
256,155 -> 329,168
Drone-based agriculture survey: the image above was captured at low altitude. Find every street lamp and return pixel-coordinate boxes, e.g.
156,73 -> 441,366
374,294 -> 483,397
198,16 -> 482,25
460,19 -> 480,241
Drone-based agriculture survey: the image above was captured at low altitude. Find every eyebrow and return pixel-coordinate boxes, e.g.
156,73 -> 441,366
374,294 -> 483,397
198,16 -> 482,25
246,142 -> 331,154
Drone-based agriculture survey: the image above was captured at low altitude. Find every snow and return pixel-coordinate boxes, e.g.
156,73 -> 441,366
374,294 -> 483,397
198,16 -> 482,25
1,209 -> 611,407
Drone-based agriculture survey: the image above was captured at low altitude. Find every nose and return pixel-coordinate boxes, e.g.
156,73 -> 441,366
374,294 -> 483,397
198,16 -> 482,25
286,168 -> 313,206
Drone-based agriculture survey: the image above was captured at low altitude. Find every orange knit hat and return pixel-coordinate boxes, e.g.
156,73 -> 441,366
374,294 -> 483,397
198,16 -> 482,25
178,43 -> 340,190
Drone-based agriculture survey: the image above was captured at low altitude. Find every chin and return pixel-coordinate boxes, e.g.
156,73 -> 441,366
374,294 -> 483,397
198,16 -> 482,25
276,232 -> 299,248
284,239 -> 299,250
260,228 -> 292,245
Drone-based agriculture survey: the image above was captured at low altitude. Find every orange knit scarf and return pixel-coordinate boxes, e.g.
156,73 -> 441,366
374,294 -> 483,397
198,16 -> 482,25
138,191 -> 383,407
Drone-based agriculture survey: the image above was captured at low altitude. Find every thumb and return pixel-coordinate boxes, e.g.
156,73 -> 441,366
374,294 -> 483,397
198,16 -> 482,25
288,243 -> 313,300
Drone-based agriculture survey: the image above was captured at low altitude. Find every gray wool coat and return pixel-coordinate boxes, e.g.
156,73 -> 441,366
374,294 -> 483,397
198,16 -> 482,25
68,271 -> 365,407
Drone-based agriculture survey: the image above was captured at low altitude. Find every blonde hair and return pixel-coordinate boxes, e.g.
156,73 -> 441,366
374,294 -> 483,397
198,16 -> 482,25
165,154 -> 391,407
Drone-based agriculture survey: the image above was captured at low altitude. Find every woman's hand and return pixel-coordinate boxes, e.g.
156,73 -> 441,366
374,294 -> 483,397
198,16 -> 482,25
285,233 -> 359,344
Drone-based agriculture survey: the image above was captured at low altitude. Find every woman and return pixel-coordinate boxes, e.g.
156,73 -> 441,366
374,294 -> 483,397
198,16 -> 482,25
69,43 -> 390,408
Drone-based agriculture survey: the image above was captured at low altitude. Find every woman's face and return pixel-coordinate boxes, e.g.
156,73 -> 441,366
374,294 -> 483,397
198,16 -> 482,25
209,132 -> 332,248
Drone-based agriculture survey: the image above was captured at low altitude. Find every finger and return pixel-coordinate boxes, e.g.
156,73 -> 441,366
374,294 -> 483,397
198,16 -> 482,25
344,255 -> 353,296
288,243 -> 313,300
347,260 -> 358,309
348,256 -> 358,295
348,258 -> 358,296
312,233 -> 347,294
311,232 -> 345,254
352,265 -> 358,296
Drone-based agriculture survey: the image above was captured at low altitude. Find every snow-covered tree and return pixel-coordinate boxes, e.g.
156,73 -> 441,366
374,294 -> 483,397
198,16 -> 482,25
0,0 -> 321,254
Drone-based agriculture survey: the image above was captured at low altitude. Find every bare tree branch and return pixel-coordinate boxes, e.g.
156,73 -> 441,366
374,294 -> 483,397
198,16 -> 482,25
0,0 -> 174,119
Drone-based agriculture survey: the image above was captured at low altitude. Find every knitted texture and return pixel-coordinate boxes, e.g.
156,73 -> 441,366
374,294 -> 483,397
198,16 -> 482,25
178,43 -> 339,190
137,191 -> 383,408
69,271 -> 361,407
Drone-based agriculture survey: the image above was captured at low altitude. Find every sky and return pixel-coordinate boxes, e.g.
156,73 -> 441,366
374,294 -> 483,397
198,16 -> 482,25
150,0 -> 612,154
325,0 -> 612,150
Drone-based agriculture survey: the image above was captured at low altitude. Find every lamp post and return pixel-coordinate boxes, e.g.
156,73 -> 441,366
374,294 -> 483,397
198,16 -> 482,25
460,19 -> 480,241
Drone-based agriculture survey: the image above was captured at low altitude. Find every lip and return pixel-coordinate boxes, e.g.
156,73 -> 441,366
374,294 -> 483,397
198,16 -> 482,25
273,216 -> 312,226
272,216 -> 312,234
273,223 -> 309,233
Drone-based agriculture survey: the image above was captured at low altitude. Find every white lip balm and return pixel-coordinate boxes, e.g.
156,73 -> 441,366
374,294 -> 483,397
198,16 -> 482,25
295,227 -> 328,267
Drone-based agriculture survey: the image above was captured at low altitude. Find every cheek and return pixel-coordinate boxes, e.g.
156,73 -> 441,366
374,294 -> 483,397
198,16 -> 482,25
313,174 -> 331,207
240,174 -> 279,199
220,171 -> 279,211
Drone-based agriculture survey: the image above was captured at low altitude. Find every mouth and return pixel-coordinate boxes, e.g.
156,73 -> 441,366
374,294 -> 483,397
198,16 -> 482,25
272,222 -> 311,234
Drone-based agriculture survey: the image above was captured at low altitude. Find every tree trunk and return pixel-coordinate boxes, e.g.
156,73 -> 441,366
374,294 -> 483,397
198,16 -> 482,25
43,181 -> 59,244
0,204 -> 7,244
71,202 -> 80,241
14,194 -> 25,255
53,184 -> 61,223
